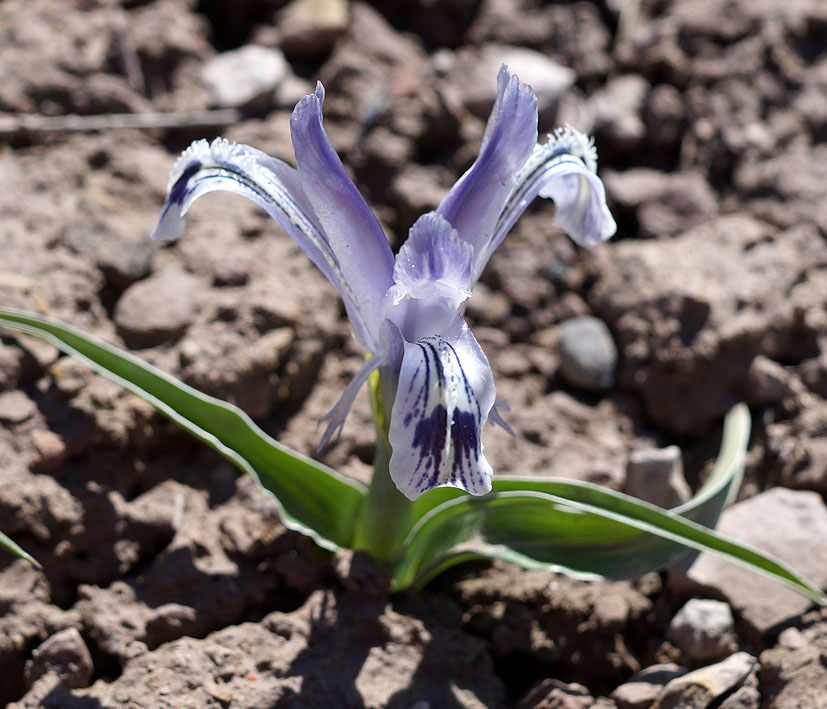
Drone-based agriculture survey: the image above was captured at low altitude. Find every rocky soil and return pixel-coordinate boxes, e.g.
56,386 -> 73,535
1,0 -> 827,706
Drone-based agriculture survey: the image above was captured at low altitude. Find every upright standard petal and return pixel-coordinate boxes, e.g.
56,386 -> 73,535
386,212 -> 473,342
482,125 -> 617,270
291,84 -> 395,353
388,318 -> 496,500
437,66 -> 538,263
151,138 -> 380,350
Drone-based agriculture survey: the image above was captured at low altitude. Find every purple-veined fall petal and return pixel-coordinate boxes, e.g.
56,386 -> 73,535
388,318 -> 495,500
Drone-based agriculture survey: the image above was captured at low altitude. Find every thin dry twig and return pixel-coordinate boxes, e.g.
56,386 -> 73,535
0,109 -> 242,137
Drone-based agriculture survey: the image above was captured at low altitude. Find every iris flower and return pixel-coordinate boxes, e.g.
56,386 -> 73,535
153,66 -> 616,501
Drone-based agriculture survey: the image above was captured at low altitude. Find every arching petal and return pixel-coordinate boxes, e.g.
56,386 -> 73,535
437,65 -> 538,261
151,138 -> 381,351
475,126 -> 617,279
389,318 -> 496,500
291,84 -> 395,352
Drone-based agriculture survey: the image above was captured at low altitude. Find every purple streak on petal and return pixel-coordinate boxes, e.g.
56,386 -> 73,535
481,126 -> 616,271
437,66 -> 537,262
291,84 -> 394,352
151,138 -> 380,351
388,317 -> 495,500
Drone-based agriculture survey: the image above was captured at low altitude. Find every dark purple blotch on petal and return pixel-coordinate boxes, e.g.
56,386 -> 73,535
410,403 -> 448,494
402,338 -> 487,494
168,160 -> 201,205
450,408 -> 483,490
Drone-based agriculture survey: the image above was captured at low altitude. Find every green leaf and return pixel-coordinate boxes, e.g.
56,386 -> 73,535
0,308 -> 365,550
0,529 -> 41,568
392,405 -> 826,606
409,404 -> 750,527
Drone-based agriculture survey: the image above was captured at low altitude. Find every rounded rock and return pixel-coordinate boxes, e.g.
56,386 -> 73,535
557,315 -> 618,392
666,599 -> 738,664
114,268 -> 199,348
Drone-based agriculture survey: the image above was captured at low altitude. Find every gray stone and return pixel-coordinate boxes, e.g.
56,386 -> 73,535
637,173 -> 718,238
25,628 -> 93,689
202,45 -> 288,109
557,315 -> 618,392
624,446 -> 692,509
603,168 -> 670,209
666,599 -> 737,663
30,429 -> 68,471
390,164 -> 451,228
0,342 -> 24,391
651,652 -> 757,709
0,390 -> 36,424
611,663 -> 687,709
114,268 -> 199,348
674,488 -> 827,634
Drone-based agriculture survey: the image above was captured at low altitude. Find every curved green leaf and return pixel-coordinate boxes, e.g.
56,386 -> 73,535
0,529 -> 41,568
0,308 -> 365,550
409,404 -> 749,527
393,406 -> 825,606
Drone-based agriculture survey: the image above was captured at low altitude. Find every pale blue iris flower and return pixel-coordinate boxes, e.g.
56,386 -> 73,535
152,66 -> 616,501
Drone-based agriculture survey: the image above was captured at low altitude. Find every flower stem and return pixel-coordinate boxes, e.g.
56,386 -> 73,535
351,371 -> 413,562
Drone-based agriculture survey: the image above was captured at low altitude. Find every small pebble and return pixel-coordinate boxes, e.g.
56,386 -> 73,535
202,45 -> 287,109
212,261 -> 249,287
114,268 -> 199,348
517,678 -> 592,709
557,315 -> 618,392
666,598 -> 738,663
